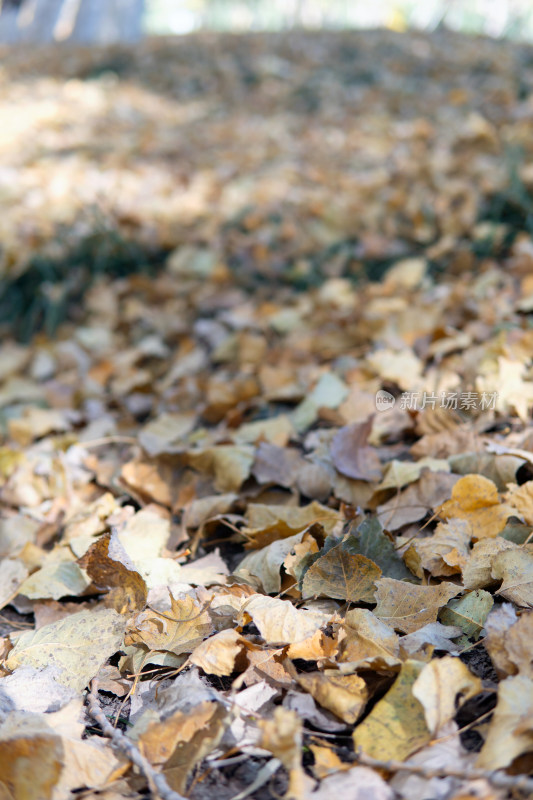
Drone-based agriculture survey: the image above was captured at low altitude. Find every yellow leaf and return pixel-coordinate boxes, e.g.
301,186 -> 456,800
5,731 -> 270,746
438,474 -> 512,540
241,595 -> 331,645
6,609 -> 126,693
296,671 -> 368,724
353,660 -> 430,761
130,592 -> 213,655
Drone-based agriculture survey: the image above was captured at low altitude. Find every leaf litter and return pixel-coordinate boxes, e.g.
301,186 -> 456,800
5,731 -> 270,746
3,25 -> 533,800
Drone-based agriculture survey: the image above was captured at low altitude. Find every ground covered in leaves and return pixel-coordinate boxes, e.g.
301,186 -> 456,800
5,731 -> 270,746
3,26 -> 533,800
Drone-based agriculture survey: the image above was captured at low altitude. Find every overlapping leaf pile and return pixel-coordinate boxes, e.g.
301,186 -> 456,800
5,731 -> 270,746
2,27 -> 533,800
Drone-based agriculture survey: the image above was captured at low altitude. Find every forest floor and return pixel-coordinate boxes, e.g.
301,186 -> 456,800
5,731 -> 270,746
2,27 -> 533,800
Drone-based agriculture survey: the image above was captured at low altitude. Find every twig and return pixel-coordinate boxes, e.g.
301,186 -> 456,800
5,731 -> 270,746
86,686 -> 187,800
354,751 -> 533,793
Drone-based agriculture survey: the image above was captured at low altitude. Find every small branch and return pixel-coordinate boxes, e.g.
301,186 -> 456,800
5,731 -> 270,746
86,687 -> 187,800
355,751 -> 533,794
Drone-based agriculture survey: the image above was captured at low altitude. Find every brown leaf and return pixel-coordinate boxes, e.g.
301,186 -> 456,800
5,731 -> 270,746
301,543 -> 381,603
374,578 -> 461,633
79,531 -> 147,614
330,418 -> 382,482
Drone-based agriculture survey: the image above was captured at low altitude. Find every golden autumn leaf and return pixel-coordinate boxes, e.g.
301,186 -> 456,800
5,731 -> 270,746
438,474 -> 513,540
492,548 -> 533,607
259,707 -> 306,800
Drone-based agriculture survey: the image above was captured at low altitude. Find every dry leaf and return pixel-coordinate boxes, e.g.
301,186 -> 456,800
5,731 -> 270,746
189,629 -> 245,676
412,656 -> 482,734
438,475 -> 512,540
374,578 -> 461,633
79,531 -> 147,613
296,670 -> 368,724
353,660 -> 430,761
241,595 -> 331,645
301,539 -> 382,603
492,548 -> 533,607
330,418 -> 382,482
477,675 -> 533,769
5,608 -> 126,692
130,591 -> 213,655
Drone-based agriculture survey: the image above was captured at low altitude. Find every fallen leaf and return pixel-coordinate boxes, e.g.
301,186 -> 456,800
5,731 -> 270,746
439,590 -> 493,639
17,561 -> 91,601
374,578 -> 461,633
492,548 -> 533,606
337,608 -> 400,667
0,558 -> 28,611
345,517 -> 414,581
409,519 -> 471,577
130,591 -> 213,655
377,471 -> 459,531
438,474 -> 513,540
190,628 -> 245,676
304,766 -> 393,800
353,660 -> 430,761
330,418 -> 382,482
259,707 -> 307,800
301,536 -> 382,603
477,675 -> 533,769
187,445 -> 255,492
5,608 -> 126,692
241,595 -> 331,645
412,655 -> 482,734
79,531 -> 148,613
295,670 -> 368,724
236,531 -> 306,593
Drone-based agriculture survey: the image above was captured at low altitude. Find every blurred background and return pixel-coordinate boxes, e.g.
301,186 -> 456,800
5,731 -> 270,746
1,0 -> 533,43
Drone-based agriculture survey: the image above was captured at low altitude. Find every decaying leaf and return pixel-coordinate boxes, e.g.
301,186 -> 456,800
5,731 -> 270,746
189,628 -> 245,676
137,700 -> 228,794
241,595 -> 331,645
374,578 -> 461,633
259,707 -> 307,800
337,608 -> 400,668
295,670 -> 368,724
492,548 -> 533,607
